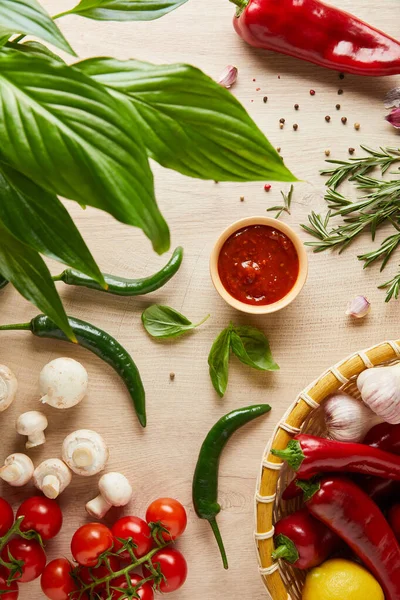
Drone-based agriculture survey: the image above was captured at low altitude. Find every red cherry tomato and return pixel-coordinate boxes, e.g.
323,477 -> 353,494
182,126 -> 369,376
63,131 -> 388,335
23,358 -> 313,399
0,498 -> 14,537
389,504 -> 400,541
2,538 -> 46,583
17,497 -> 62,541
107,574 -> 154,600
78,555 -> 121,593
41,558 -> 80,600
142,548 -> 187,593
111,516 -> 152,559
71,523 -> 113,567
146,498 -> 187,541
0,566 -> 18,599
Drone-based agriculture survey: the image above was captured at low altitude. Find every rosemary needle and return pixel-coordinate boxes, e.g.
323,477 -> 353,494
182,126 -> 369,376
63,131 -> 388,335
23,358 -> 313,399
267,185 -> 294,219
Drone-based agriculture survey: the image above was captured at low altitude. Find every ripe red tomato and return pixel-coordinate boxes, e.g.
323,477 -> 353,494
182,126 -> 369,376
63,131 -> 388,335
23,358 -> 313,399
41,558 -> 80,600
2,538 -> 46,583
0,566 -> 18,599
142,548 -> 187,593
0,498 -> 14,537
71,523 -> 113,567
146,498 -> 187,541
17,497 -> 62,541
78,555 -> 121,593
107,574 -> 154,600
111,516 -> 152,559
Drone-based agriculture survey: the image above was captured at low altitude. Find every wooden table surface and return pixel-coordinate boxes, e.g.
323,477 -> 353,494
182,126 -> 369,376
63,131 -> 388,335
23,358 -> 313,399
1,1 -> 399,598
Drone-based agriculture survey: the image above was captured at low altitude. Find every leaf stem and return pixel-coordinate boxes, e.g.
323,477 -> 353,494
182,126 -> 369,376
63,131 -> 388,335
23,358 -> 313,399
52,10 -> 73,20
195,314 -> 210,328
12,35 -> 25,43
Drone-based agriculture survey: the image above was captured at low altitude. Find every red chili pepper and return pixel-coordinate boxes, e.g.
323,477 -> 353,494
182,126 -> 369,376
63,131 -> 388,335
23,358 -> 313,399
271,433 -> 400,480
272,508 -> 341,569
231,0 -> 400,76
388,504 -> 400,542
299,476 -> 400,600
281,478 -> 302,500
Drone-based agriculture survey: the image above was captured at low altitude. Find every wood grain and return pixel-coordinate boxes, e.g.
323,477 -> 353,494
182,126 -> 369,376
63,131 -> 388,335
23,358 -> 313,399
1,1 -> 399,598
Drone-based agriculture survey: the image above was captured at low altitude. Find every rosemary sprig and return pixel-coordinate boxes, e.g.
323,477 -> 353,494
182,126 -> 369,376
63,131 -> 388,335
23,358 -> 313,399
267,185 -> 294,219
379,272 -> 400,302
321,145 -> 400,190
302,146 -> 400,302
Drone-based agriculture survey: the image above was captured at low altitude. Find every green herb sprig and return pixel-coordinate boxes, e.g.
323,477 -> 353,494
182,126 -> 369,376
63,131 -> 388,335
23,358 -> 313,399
302,146 -> 400,302
267,185 -> 294,219
208,323 -> 279,397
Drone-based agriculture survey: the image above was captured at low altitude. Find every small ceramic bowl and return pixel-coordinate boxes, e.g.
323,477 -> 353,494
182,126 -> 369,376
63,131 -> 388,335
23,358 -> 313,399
210,216 -> 308,314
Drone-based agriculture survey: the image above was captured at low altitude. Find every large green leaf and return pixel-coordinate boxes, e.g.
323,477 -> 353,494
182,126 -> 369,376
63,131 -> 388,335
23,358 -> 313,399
0,0 -> 74,55
63,0 -> 188,21
0,163 -> 105,286
78,58 -> 297,182
0,49 -> 169,254
0,220 -> 75,340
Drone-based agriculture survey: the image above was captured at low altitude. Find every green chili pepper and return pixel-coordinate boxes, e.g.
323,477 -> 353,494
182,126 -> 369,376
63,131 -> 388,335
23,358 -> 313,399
0,275 -> 8,290
0,314 -> 146,427
53,247 -> 184,296
192,404 -> 271,569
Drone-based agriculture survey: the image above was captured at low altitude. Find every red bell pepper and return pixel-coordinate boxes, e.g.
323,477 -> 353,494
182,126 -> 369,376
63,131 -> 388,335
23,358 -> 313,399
300,476 -> 400,600
388,504 -> 400,542
232,0 -> 400,76
272,508 -> 340,569
362,423 -> 400,503
271,433 -> 400,480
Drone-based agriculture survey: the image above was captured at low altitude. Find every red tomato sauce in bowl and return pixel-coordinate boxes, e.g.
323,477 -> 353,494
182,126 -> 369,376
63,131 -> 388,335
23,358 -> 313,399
217,225 -> 299,306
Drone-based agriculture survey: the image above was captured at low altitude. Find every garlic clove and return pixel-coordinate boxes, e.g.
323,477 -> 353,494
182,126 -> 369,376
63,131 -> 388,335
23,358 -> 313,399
218,65 -> 238,89
346,295 -> 371,319
386,108 -> 400,129
357,364 -> 400,424
323,392 -> 382,443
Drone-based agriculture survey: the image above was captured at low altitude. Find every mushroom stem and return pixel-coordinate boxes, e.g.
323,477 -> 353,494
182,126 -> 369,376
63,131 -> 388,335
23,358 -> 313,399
26,430 -> 46,449
86,495 -> 112,519
72,447 -> 95,468
0,454 -> 34,486
42,475 -> 60,499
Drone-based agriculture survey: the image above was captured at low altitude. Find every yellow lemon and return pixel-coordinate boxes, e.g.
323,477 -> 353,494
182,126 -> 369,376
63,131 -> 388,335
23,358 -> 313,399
302,558 -> 384,600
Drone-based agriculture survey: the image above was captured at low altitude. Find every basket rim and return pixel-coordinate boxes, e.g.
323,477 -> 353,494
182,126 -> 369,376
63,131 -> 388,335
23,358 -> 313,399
254,338 -> 400,600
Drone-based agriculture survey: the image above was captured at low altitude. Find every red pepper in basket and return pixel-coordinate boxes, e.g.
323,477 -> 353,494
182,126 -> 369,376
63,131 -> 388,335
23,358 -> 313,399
388,504 -> 400,542
363,423 -> 400,503
232,0 -> 400,76
300,476 -> 400,600
271,433 -> 400,480
272,508 -> 341,569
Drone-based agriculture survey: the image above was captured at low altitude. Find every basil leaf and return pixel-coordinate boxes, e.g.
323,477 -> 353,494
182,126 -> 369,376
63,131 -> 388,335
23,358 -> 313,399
0,221 -> 75,340
77,58 -> 297,183
231,326 -> 279,371
208,325 -> 232,398
0,164 -> 105,286
142,305 -> 209,338
0,0 -> 74,55
0,49 -> 169,255
66,0 -> 188,21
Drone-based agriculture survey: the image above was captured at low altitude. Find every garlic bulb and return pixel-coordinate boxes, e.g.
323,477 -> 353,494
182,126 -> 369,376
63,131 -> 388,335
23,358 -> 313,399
346,295 -> 371,319
357,364 -> 400,424
323,392 -> 382,442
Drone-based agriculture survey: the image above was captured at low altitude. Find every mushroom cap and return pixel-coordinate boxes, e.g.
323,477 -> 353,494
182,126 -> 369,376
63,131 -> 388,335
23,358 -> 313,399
33,458 -> 72,490
40,357 -> 88,409
62,429 -> 108,476
0,364 -> 18,412
16,411 -> 48,435
98,472 -> 133,506
1,453 -> 34,486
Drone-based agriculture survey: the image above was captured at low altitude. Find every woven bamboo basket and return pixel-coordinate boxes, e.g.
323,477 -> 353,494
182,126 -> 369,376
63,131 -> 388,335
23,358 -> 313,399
255,339 -> 400,600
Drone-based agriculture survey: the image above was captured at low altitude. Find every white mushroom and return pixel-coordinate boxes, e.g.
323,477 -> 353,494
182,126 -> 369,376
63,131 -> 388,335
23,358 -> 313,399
86,472 -> 133,518
39,357 -> 88,409
0,365 -> 18,412
62,429 -> 108,476
0,453 -> 34,486
16,411 -> 48,449
33,459 -> 72,499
